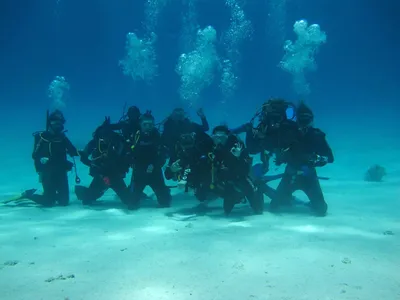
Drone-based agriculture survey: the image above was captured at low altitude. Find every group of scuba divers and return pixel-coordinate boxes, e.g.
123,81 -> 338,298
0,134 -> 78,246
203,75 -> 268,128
14,98 -> 334,217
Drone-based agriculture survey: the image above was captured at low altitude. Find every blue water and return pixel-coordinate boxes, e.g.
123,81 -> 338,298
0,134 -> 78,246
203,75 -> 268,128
0,1 -> 399,298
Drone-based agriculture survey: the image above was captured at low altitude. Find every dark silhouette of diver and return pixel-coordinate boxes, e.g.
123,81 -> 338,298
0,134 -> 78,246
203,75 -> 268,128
75,118 -> 133,207
21,110 -> 79,207
129,112 -> 171,209
161,107 -> 209,156
207,125 -> 264,215
271,101 -> 334,216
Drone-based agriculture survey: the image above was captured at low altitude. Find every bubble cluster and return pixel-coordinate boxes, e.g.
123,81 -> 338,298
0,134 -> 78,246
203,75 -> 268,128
180,0 -> 199,53
176,26 -> 219,105
220,0 -> 252,100
48,76 -> 70,109
266,0 -> 288,45
223,0 -> 252,59
144,0 -> 169,33
220,59 -> 237,103
279,19 -> 327,95
119,32 -> 158,83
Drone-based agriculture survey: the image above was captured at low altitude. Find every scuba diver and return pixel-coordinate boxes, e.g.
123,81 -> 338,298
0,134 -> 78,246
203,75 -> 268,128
230,98 -> 297,168
109,105 -> 141,141
229,99 -> 300,206
129,111 -> 171,209
271,101 -> 334,216
208,125 -> 264,215
19,110 -> 79,207
75,117 -> 132,206
161,107 -> 209,155
164,130 -> 214,199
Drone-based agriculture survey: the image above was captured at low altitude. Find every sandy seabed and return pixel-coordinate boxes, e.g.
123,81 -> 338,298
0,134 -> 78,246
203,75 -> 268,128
0,154 -> 399,300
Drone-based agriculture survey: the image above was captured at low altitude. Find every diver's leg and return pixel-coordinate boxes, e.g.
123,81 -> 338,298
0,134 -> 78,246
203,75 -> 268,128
129,171 -> 147,210
302,176 -> 328,216
110,176 -> 132,206
26,171 -> 57,207
256,180 -> 278,201
240,178 -> 264,214
75,175 -> 106,205
56,172 -> 70,206
194,183 -> 209,202
222,184 -> 239,215
129,169 -> 149,199
149,168 -> 171,208
270,173 -> 295,211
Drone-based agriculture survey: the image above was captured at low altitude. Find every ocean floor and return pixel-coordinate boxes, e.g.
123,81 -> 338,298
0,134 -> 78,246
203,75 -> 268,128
0,148 -> 399,300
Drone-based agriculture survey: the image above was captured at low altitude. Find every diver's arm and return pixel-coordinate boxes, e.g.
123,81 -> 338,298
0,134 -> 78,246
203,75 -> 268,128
192,119 -> 209,133
32,134 -> 43,161
164,159 -> 179,180
312,130 -> 334,166
229,139 -> 252,175
108,122 -> 124,131
230,123 -> 252,135
260,150 -> 270,173
196,108 -> 209,131
65,137 -> 79,157
79,139 -> 96,167
200,116 -> 209,132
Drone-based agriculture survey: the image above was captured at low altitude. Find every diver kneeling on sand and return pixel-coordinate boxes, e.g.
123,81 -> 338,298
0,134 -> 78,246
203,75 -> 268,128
128,112 -> 171,210
164,129 -> 215,201
161,107 -> 209,157
11,110 -> 79,207
206,125 -> 264,215
75,117 -> 132,207
270,102 -> 334,216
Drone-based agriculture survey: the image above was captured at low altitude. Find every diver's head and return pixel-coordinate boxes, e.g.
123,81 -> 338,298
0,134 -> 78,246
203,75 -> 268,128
48,110 -> 65,134
211,125 -> 230,147
296,101 -> 314,132
170,108 -> 186,122
179,132 -> 196,150
127,106 -> 141,121
139,111 -> 155,134
261,98 -> 289,128
93,124 -> 114,142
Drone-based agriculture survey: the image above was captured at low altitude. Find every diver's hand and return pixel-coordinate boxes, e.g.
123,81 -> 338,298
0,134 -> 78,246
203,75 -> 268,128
146,164 -> 154,174
310,154 -> 328,167
40,157 -> 49,164
197,108 -> 205,119
102,116 -> 111,127
170,159 -> 182,173
230,143 -> 243,158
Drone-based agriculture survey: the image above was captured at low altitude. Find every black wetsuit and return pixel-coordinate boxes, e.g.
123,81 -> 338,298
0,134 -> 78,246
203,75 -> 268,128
164,131 -> 214,200
162,117 -> 209,155
130,128 -> 171,209
29,131 -> 78,206
230,123 -> 263,155
235,120 -> 300,203
75,131 -> 132,206
211,136 -> 264,215
110,119 -> 140,142
272,127 -> 334,216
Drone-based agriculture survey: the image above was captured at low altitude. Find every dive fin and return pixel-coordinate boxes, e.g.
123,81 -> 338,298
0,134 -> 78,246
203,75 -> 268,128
261,174 -> 330,182
2,189 -> 37,204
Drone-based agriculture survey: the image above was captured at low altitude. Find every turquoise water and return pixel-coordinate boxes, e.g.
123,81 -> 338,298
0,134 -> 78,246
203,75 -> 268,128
0,1 -> 399,299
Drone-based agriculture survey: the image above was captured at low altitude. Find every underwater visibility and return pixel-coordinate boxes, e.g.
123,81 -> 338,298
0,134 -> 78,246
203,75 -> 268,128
0,0 -> 398,299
